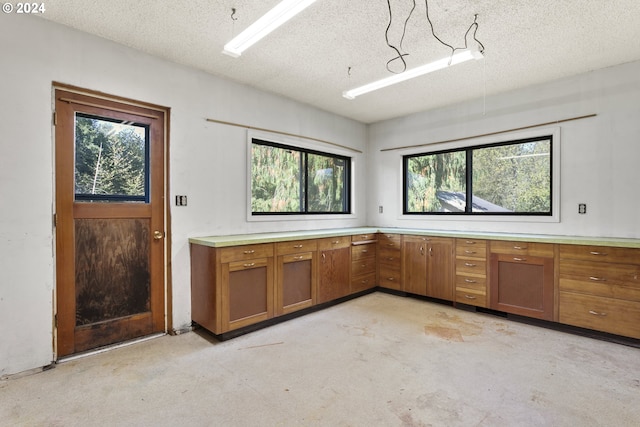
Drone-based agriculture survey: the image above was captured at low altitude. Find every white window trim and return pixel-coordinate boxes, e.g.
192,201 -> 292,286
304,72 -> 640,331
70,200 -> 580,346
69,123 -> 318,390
397,126 -> 561,223
246,129 -> 357,222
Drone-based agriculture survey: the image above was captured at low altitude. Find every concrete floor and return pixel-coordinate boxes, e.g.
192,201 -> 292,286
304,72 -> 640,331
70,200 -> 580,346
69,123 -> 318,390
1,292 -> 639,426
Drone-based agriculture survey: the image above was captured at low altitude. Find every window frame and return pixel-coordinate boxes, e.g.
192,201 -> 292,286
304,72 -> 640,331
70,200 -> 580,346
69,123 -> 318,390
247,131 -> 355,221
400,128 -> 560,222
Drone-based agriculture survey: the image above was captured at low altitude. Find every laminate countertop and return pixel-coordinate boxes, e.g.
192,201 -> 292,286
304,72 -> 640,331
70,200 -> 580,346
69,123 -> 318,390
189,227 -> 640,249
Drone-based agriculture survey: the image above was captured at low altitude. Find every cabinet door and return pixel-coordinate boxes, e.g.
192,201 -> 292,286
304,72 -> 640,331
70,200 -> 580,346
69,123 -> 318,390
427,239 -> 454,301
403,237 -> 428,296
276,252 -> 316,315
223,258 -> 274,331
490,253 -> 554,320
318,247 -> 351,304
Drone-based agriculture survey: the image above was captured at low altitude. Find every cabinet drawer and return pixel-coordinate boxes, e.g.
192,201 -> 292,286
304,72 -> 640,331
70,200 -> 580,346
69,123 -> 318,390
456,259 -> 487,276
559,244 -> 640,265
379,265 -> 401,289
456,275 -> 487,293
281,252 -> 313,263
455,289 -> 487,307
317,236 -> 351,251
559,260 -> 640,301
228,257 -> 269,272
352,259 -> 376,277
378,248 -> 401,265
220,243 -> 274,263
456,239 -> 487,258
352,243 -> 376,261
378,234 -> 402,249
352,233 -> 376,243
275,239 -> 317,255
351,272 -> 376,293
490,240 -> 554,258
559,292 -> 640,339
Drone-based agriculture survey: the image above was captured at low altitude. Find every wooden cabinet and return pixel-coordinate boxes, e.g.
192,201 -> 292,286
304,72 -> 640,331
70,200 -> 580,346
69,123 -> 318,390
275,240 -> 317,316
317,236 -> 351,304
191,243 -> 274,334
489,241 -> 554,321
378,233 -> 402,290
351,235 -> 377,293
559,245 -> 640,339
402,236 -> 454,300
455,238 -> 488,307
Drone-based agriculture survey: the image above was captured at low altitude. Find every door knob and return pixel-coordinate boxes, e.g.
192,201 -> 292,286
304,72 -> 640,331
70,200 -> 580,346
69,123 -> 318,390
153,230 -> 164,240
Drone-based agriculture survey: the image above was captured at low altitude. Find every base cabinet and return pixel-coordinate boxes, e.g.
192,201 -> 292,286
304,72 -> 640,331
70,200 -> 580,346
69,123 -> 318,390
317,237 -> 351,304
455,238 -> 488,307
275,240 -> 318,316
351,234 -> 377,293
378,234 -> 402,290
559,245 -> 640,338
489,241 -> 554,321
402,236 -> 454,300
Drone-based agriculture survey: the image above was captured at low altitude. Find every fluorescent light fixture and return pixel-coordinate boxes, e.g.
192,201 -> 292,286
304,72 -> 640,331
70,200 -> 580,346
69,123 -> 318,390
223,0 -> 317,58
343,48 -> 484,100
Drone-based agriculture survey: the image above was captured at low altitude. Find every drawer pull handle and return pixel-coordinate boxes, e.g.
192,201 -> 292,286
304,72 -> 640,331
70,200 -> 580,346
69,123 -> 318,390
464,262 -> 477,267
589,251 -> 608,256
513,257 -> 526,262
387,243 -> 395,247
361,264 -> 367,267
464,279 -> 477,283
464,295 -> 477,300
293,256 -> 304,260
361,249 -> 368,253
243,250 -> 255,254
243,263 -> 255,268
387,277 -> 395,281
332,240 -> 340,244
387,257 -> 395,261
513,246 -> 527,250
465,241 -> 476,244
464,250 -> 477,254
361,279 -> 369,284
293,244 -> 303,249
589,276 -> 607,282
589,310 -> 607,317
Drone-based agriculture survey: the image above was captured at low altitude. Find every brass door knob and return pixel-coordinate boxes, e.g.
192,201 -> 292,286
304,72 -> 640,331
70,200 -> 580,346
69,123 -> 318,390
153,230 -> 164,240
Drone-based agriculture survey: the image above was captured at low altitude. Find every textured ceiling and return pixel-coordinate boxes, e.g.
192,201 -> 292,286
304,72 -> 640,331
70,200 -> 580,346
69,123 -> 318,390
39,0 -> 640,123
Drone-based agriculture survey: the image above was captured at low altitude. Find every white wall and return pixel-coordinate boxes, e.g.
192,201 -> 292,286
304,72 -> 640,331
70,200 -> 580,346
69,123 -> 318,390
0,15 -> 367,376
368,60 -> 640,239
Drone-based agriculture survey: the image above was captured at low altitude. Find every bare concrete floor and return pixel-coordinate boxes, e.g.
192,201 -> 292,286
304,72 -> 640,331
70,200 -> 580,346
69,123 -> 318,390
1,293 -> 639,426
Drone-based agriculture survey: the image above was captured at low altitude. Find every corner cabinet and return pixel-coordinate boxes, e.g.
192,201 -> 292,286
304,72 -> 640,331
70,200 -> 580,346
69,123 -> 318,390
489,241 -> 555,321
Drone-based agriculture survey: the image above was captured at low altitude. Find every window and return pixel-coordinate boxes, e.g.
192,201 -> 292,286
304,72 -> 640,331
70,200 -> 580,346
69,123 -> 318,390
251,139 -> 351,214
75,113 -> 149,203
404,136 -> 552,215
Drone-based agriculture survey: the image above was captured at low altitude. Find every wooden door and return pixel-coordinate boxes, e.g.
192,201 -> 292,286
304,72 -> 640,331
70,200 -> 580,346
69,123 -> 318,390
55,89 -> 167,357
402,237 -> 428,296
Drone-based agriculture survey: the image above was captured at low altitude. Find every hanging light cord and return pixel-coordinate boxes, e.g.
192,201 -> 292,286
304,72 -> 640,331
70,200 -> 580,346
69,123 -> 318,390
425,0 -> 485,63
385,0 -> 416,73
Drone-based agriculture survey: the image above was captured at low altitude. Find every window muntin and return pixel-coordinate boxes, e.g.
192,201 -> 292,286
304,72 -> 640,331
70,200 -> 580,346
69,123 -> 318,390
404,136 -> 552,215
75,113 -> 149,203
251,139 -> 351,214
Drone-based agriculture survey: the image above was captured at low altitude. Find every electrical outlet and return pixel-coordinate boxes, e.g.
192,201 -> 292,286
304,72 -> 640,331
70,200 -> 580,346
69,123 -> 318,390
578,203 -> 586,214
379,205 -> 383,214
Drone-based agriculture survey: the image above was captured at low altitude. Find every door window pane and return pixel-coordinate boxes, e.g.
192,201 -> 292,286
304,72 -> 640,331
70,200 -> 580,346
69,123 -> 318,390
75,113 -> 149,202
